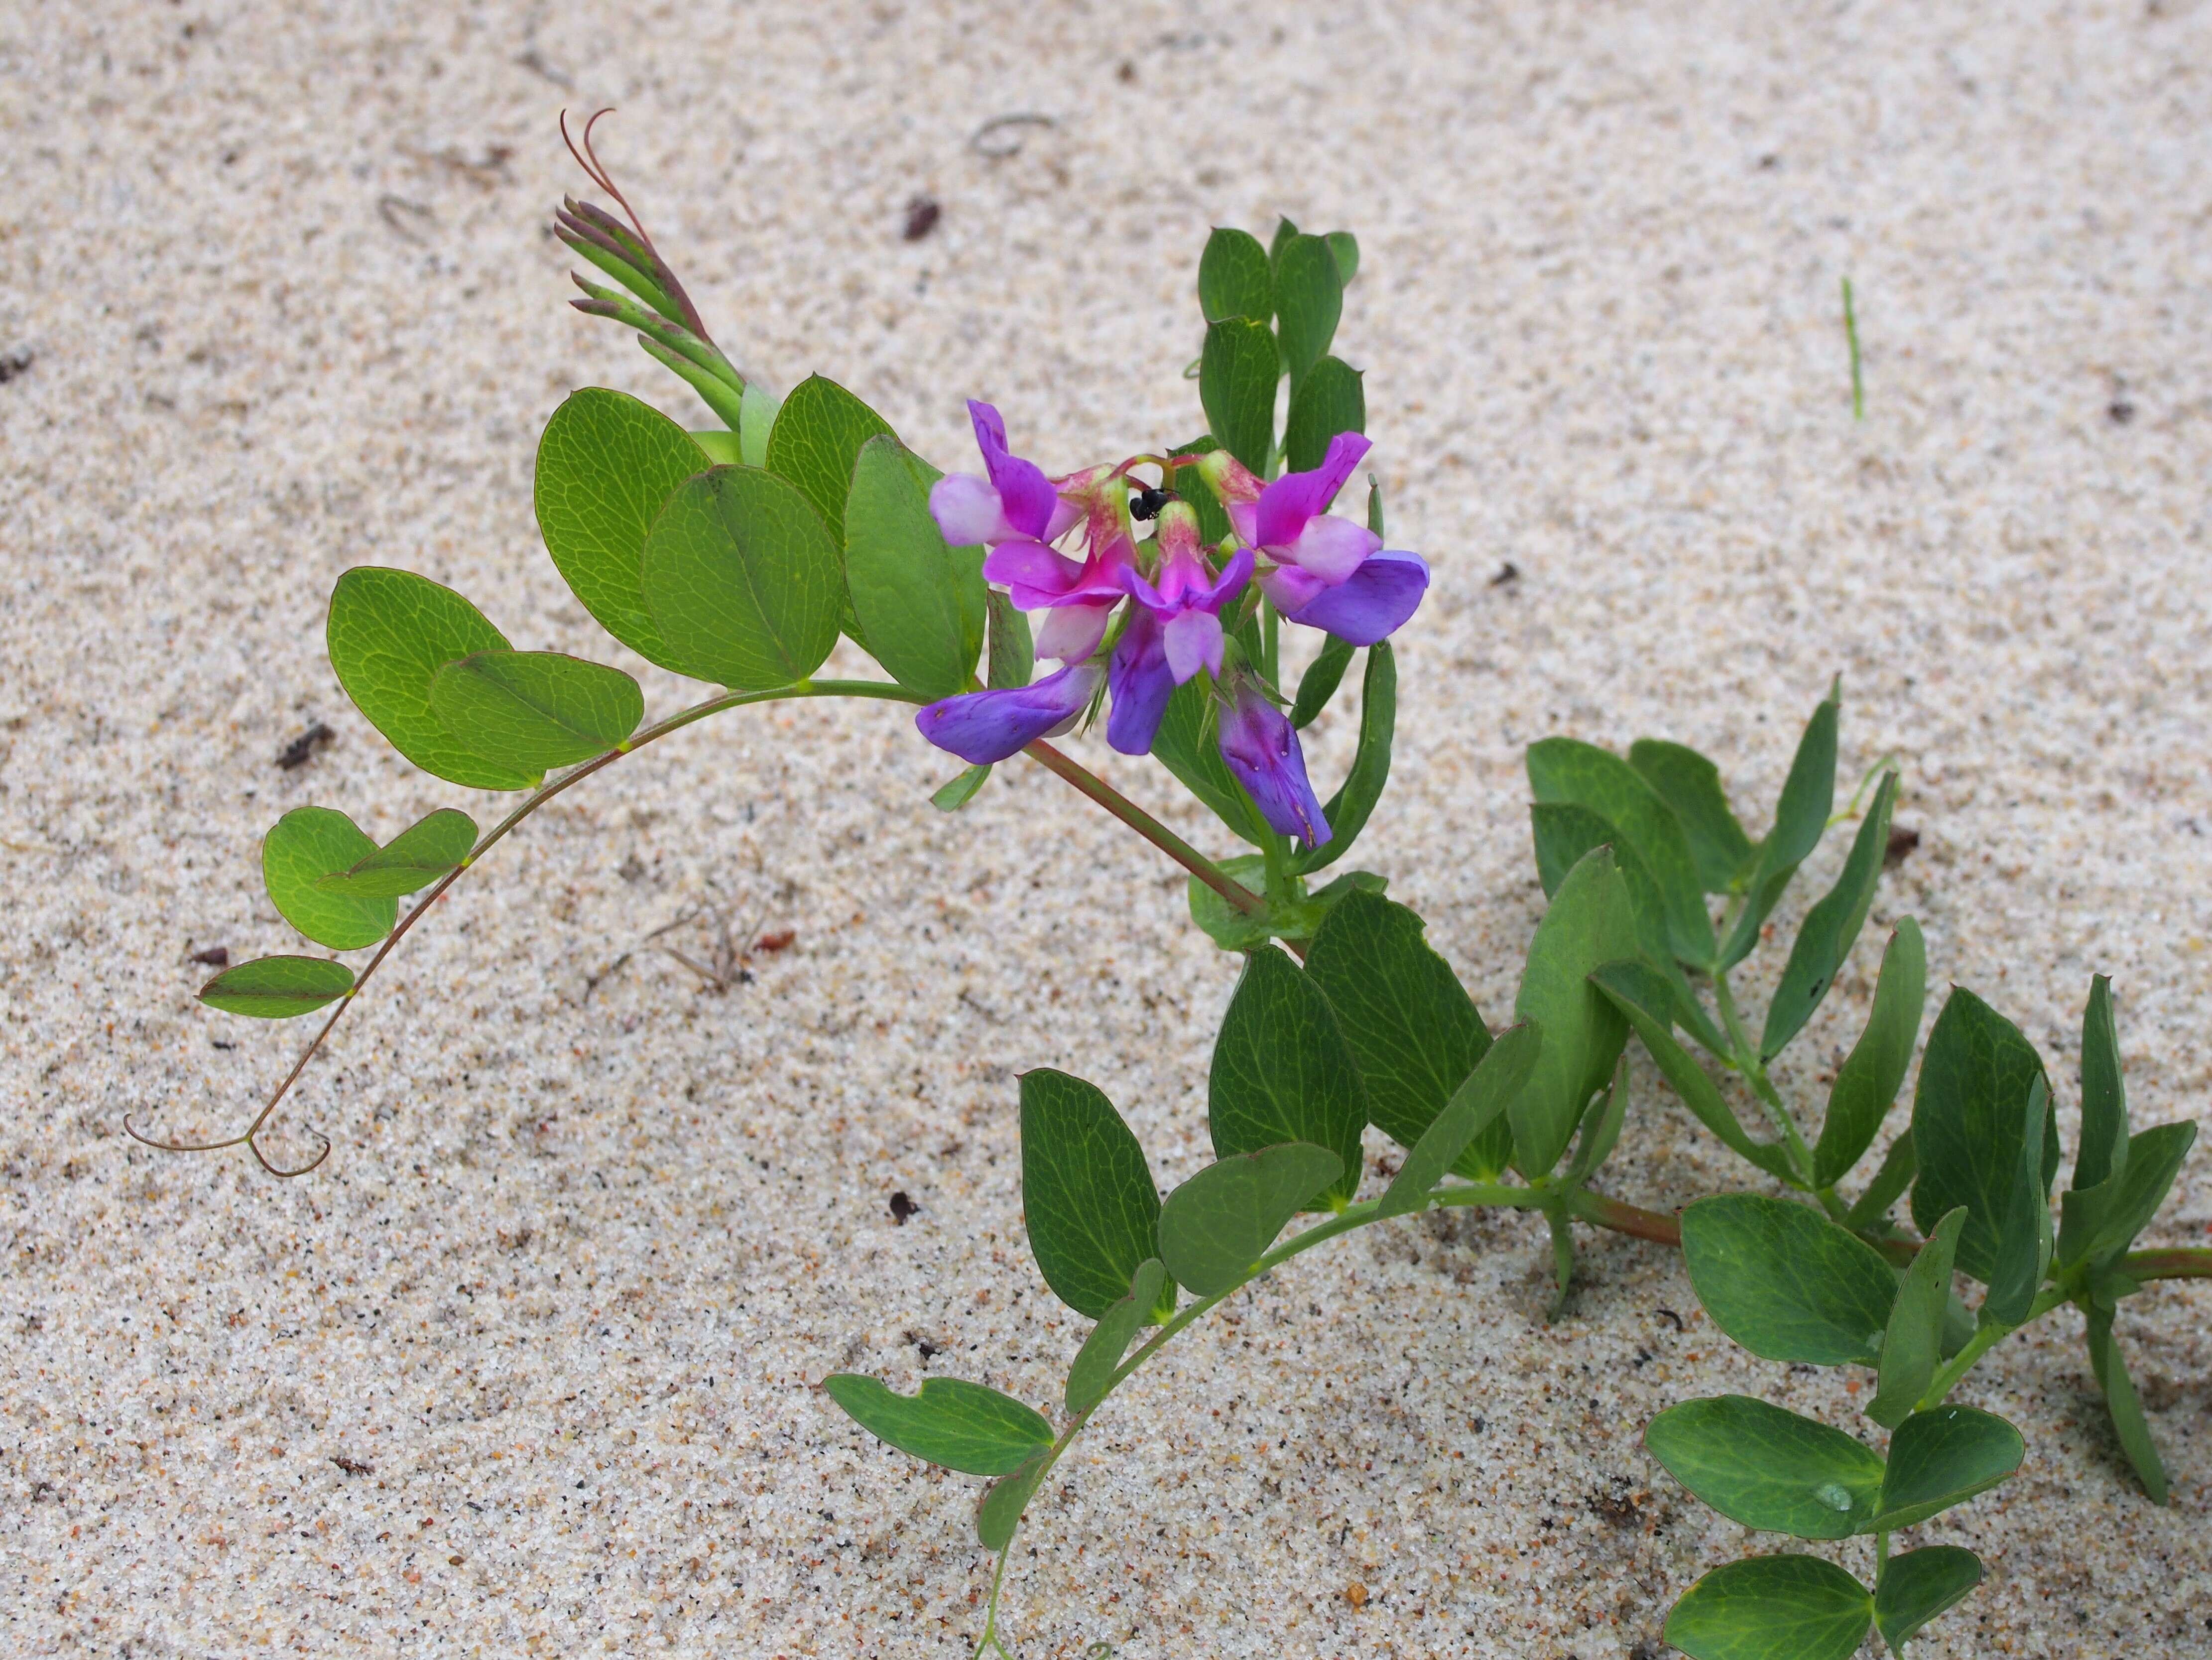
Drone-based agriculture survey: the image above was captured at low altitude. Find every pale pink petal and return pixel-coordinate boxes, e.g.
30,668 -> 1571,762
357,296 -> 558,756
931,474 -> 1017,547
1286,514 -> 1381,583
1162,610 -> 1224,683
1256,563 -> 1327,614
1032,602 -> 1114,663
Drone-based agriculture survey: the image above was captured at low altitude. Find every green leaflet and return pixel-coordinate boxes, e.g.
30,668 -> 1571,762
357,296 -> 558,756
1843,1129 -> 1917,1229
1509,848 -> 1638,1178
930,764 -> 991,811
1627,738 -> 1754,893
1197,227 -> 1272,324
1267,215 -> 1301,266
761,373 -> 894,542
1325,230 -> 1359,285
1869,1405 -> 2023,1530
1296,639 -> 1394,874
1663,1555 -> 1871,1660
1760,772 -> 1897,1059
985,590 -> 1032,689
197,955 -> 355,1019
844,435 -> 986,699
1812,918 -> 1925,1187
1874,1545 -> 1981,1654
262,806 -> 396,950
1983,1075 -> 2056,1326
2059,1121 -> 2197,1272
1376,1024 -> 1542,1218
1566,1052 -> 1629,1183
1208,946 -> 1367,1210
326,568 -> 538,791
2086,1301 -> 2169,1503
820,1376 -> 1052,1477
427,649 -> 643,771
1152,677 -> 1264,846
690,429 -> 740,465
1018,1070 -> 1165,1319
1526,738 -> 1713,965
1200,317 -> 1278,475
975,1449 -> 1049,1551
738,381 -> 782,469
532,387 -> 710,670
314,808 -> 478,898
1272,233 -> 1344,391
640,465 -> 846,690
1168,435 -> 1235,546
1679,1194 -> 1896,1367
1064,1260 -> 1169,1416
1156,1143 -> 1343,1296
1644,1395 -> 1886,1539
2074,973 -> 2127,1190
1282,355 -> 1365,475
1306,890 -> 1501,1172
1716,689 -> 1840,970
1908,987 -> 2058,1283
1290,634 -> 1354,730
1185,856 -> 1384,952
1867,1207 -> 1966,1428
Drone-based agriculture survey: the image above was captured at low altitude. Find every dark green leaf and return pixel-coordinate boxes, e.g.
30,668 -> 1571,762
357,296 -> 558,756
262,807 -> 395,950
1325,230 -> 1359,285
1870,1405 -> 2023,1529
1290,634 -> 1354,729
1157,1143 -> 1343,1296
1295,640 -> 1393,875
844,435 -> 986,700
2075,974 -> 2128,1191
1716,690 -> 1840,969
1874,1545 -> 1981,1653
2060,1120 -> 2197,1272
533,387 -> 710,671
640,465 -> 846,690
1209,946 -> 1366,1209
1152,677 -> 1264,846
1663,1555 -> 1871,1660
428,649 -> 643,771
1378,1024 -> 1542,1218
1909,988 -> 2057,1282
1307,890 -> 1501,1172
1282,356 -> 1365,476
1843,1129 -> 1917,1230
1983,1075 -> 2055,1326
1511,848 -> 1638,1176
1868,1207 -> 1966,1428
2086,1302 -> 2169,1503
1273,234 -> 1344,390
1645,1395 -> 1885,1539
1197,227 -> 1272,323
197,955 -> 355,1019
1760,773 -> 1897,1059
1628,739 -> 1754,893
760,374 -> 894,542
1199,318 -> 1279,475
1526,738 -> 1713,965
930,764 -> 991,811
1019,1070 -> 1164,1319
822,1375 -> 1052,1476
1813,918 -> 1925,1187
1267,216 -> 1301,265
986,590 -> 1032,689
326,568 -> 538,790
1065,1260 -> 1168,1416
1680,1194 -> 1896,1366
1591,963 -> 1797,1184
975,1449 -> 1049,1551
1567,1051 -> 1629,1183
314,808 -> 478,898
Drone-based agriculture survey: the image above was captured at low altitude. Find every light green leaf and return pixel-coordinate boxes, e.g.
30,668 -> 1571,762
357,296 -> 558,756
2086,1302 -> 2169,1503
1197,227 -> 1273,324
1761,772 -> 1897,1058
1157,1143 -> 1343,1296
428,649 -> 643,771
640,465 -> 845,690
1869,1405 -> 2023,1530
1645,1395 -> 1886,1539
844,435 -> 985,699
1568,1051 -> 1629,1183
689,429 -> 740,465
1379,1024 -> 1542,1218
1065,1259 -> 1169,1416
262,807 -> 396,950
821,1376 -> 1052,1476
1511,848 -> 1638,1176
1290,634 -> 1354,729
2074,973 -> 2128,1190
1296,640 -> 1393,875
930,764 -> 991,811
1663,1555 -> 1871,1660
532,387 -> 710,670
1874,1545 -> 1981,1653
1813,918 -> 1925,1187
1909,988 -> 2057,1283
975,1449 -> 1049,1551
1199,317 -> 1278,475
1267,216 -> 1301,265
1527,738 -> 1714,965
1628,738 -> 1754,893
738,381 -> 782,469
1185,856 -> 1383,952
985,589 -> 1032,689
1273,233 -> 1344,390
1019,1070 -> 1164,1319
326,568 -> 538,790
2060,1120 -> 2197,1272
761,374 -> 894,542
1868,1207 -> 1966,1428
1716,689 -> 1840,970
1282,355 -> 1365,475
1209,946 -> 1367,1209
1680,1194 -> 1896,1366
1325,230 -> 1359,285
197,955 -> 355,1019
314,808 -> 478,897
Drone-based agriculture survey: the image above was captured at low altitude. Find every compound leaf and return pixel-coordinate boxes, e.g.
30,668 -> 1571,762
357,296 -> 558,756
314,808 -> 478,898
1282,355 -> 1365,475
1527,738 -> 1714,966
1272,233 -> 1344,390
1197,227 -> 1272,324
845,434 -> 985,700
1716,689 -> 1839,970
1378,1023 -> 1542,1219
975,1449 -> 1049,1551
1909,988 -> 2057,1283
1868,1207 -> 1966,1429
1157,1144 -> 1343,1296
2086,1301 -> 2170,1503
1200,317 -> 1278,475
262,806 -> 395,950
1065,1259 -> 1169,1416
1628,738 -> 1754,893
428,649 -> 643,771
821,1376 -> 1051,1477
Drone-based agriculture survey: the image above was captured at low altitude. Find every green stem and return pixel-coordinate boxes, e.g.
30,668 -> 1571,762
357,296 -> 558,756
1916,1286 -> 2069,1410
1712,971 -> 1824,1198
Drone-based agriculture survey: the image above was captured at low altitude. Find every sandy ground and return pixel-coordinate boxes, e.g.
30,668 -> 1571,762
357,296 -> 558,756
4,1 -> 2211,1655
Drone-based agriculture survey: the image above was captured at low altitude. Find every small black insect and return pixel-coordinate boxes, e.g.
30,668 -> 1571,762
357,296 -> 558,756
1129,485 -> 1177,521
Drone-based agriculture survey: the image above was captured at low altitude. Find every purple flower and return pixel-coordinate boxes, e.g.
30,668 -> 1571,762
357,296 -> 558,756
928,400 -> 1083,549
915,660 -> 1104,765
1106,503 -> 1252,756
1216,675 -> 1331,848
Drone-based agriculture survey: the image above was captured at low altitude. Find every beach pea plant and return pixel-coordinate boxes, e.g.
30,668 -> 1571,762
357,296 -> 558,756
137,120 -> 2205,1658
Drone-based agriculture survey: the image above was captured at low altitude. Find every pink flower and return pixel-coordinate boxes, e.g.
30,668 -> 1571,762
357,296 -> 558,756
1106,502 -> 1251,756
927,400 -> 1081,548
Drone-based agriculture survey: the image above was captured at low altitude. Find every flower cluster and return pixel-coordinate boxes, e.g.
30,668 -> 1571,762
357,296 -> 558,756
914,402 -> 1429,847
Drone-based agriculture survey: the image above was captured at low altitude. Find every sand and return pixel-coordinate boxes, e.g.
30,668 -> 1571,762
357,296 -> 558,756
4,0 -> 2209,1654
